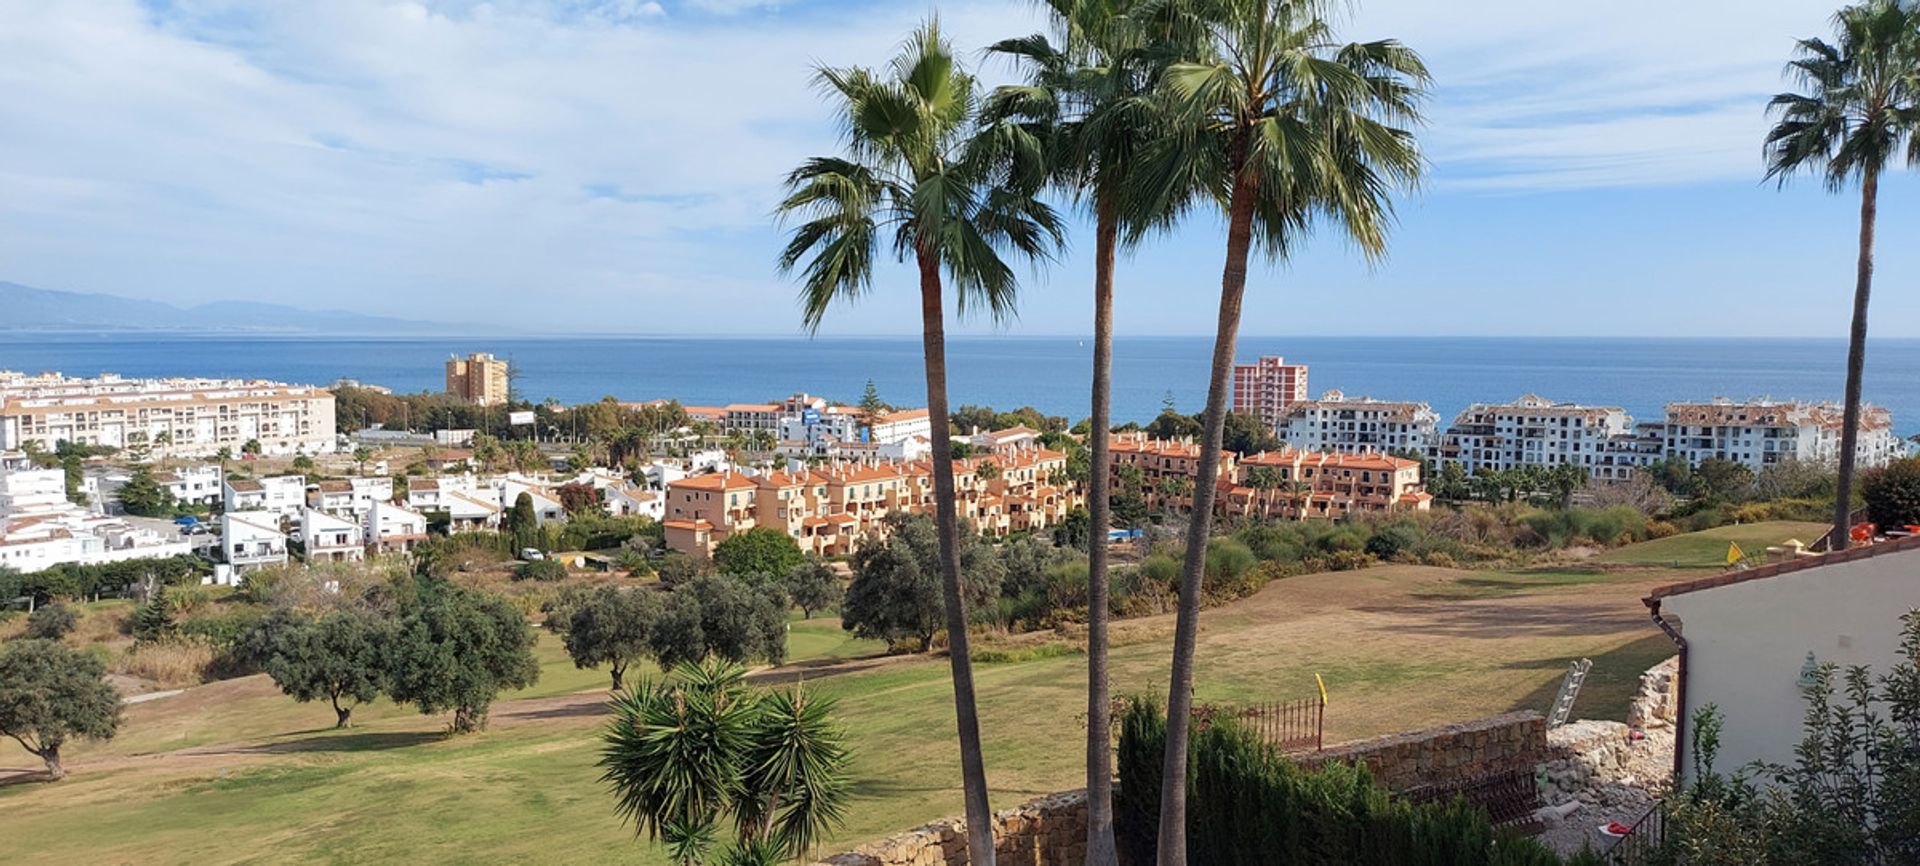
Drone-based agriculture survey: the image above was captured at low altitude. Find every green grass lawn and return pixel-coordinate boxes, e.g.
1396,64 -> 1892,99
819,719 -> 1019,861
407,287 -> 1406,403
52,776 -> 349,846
0,545 -> 1692,865
1597,520 -> 1828,568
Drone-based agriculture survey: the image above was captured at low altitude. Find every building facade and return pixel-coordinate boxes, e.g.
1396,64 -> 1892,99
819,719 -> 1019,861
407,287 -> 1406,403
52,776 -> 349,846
1661,399 -> 1900,472
1438,395 -> 1635,480
444,353 -> 510,406
0,371 -> 336,458
1231,356 -> 1310,431
1223,450 -> 1432,520
1275,391 -> 1439,455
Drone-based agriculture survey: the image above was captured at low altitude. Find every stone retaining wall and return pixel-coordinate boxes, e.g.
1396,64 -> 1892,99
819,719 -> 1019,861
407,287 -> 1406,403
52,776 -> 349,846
813,790 -> 1088,866
1296,711 -> 1548,791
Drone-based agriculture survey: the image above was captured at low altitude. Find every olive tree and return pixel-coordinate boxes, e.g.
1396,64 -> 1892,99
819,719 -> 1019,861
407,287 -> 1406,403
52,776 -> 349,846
261,608 -> 395,728
0,639 -> 122,779
563,586 -> 661,691
387,583 -> 540,733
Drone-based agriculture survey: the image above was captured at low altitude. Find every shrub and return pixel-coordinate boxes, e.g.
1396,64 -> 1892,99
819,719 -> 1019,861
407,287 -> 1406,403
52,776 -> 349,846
25,603 -> 79,640
1863,456 -> 1920,531
1420,550 -> 1458,569
1115,698 -> 1578,865
513,559 -> 569,582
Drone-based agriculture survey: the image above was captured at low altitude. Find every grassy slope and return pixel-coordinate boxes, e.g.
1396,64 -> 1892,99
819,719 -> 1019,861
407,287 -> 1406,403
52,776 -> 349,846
0,553 -> 1689,864
1596,520 -> 1828,568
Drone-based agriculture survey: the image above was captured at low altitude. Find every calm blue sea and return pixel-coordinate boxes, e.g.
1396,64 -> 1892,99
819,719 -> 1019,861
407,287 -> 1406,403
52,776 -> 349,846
2,333 -> 1918,437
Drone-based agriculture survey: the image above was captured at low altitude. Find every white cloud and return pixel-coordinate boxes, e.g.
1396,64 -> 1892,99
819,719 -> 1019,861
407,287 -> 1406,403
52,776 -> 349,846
0,0 -> 1862,333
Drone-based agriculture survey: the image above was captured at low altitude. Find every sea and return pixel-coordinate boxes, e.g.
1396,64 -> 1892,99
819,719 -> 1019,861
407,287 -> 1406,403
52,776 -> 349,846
2,333 -> 1918,438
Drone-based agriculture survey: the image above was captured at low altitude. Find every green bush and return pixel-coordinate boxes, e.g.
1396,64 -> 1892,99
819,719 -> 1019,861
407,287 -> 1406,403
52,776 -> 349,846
513,559 -> 569,582
1115,698 -> 1579,865
1863,457 -> 1920,531
24,603 -> 79,640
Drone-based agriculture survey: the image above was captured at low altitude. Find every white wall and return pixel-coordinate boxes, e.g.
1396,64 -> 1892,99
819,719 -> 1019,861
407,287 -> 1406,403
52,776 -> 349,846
1665,546 -> 1920,784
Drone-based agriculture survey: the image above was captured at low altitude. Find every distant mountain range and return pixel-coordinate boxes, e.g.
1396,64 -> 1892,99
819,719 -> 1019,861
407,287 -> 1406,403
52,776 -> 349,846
0,281 -> 484,334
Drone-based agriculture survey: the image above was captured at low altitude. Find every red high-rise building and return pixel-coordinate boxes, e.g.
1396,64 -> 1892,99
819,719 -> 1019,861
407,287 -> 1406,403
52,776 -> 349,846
1231,355 -> 1308,431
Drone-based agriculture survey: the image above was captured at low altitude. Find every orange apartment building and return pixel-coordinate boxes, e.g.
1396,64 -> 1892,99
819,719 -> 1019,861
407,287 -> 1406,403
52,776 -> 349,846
1108,432 -> 1429,520
663,444 -> 1081,558
1221,450 -> 1432,520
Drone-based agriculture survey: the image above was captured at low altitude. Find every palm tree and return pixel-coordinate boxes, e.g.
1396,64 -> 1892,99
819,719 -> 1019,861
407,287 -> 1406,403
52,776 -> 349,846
987,8 -> 1190,854
776,22 -> 1062,864
1145,2 -> 1429,860
1765,0 -> 1919,550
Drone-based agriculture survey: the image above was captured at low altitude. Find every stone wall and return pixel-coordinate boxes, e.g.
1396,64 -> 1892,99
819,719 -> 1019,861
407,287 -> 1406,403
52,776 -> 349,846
813,790 -> 1088,866
1296,711 -> 1548,792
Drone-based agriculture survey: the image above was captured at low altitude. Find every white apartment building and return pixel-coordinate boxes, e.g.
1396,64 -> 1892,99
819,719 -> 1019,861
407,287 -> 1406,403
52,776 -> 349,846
777,404 -> 864,457
1276,390 -> 1439,455
869,408 -> 934,445
1439,395 -> 1635,479
0,371 -> 336,458
221,510 -> 289,572
1662,398 -> 1900,472
224,475 -> 308,517
298,508 -> 365,563
0,452 -> 191,573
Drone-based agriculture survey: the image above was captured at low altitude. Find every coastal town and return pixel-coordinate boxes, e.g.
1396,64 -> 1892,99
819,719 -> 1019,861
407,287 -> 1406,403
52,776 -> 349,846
0,354 -> 1904,576
6,1 -> 1920,864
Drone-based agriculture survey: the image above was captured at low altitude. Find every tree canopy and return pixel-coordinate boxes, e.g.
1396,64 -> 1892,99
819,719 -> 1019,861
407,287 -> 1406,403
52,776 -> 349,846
842,516 -> 1003,651
563,586 -> 661,691
261,608 -> 395,728
712,527 -> 806,582
0,639 -> 122,779
386,581 -> 540,733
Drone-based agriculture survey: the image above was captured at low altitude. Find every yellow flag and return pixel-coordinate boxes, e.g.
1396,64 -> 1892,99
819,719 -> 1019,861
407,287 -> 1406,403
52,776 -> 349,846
1727,542 -> 1745,565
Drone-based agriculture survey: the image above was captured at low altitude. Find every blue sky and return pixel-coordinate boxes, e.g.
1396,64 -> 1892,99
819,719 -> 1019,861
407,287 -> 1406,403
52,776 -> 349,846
1,0 -> 1915,337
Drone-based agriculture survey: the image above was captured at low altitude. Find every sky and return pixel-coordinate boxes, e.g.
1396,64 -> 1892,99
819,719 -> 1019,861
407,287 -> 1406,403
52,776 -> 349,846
1,0 -> 1916,338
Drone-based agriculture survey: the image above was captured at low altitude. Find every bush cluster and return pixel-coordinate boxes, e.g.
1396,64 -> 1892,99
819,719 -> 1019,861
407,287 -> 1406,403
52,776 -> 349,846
1115,699 -> 1597,866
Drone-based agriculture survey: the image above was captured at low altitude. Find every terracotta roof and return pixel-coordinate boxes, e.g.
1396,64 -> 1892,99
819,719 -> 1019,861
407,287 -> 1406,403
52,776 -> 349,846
1646,534 -> 1920,602
877,408 -> 930,424
663,518 -> 713,531
226,479 -> 264,492
314,480 -> 353,493
669,472 -> 757,492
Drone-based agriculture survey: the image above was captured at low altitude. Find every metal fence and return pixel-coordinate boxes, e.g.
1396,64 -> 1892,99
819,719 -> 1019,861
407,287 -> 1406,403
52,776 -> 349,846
1603,803 -> 1666,865
1198,697 -> 1325,753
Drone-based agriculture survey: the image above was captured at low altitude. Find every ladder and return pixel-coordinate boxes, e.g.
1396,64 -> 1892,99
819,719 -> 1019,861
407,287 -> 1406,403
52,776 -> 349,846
1547,658 -> 1591,728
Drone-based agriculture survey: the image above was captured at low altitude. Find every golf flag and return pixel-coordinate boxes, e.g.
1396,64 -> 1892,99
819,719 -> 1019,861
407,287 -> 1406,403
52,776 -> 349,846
1727,543 -> 1745,565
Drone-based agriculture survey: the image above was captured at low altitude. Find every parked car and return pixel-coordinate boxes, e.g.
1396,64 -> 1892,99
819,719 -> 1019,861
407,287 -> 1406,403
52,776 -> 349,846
520,548 -> 545,561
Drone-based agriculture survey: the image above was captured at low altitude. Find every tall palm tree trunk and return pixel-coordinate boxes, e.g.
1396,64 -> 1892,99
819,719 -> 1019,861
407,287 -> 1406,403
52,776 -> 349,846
916,249 -> 998,866
1157,145 -> 1257,866
1085,200 -> 1120,866
1832,166 -> 1878,551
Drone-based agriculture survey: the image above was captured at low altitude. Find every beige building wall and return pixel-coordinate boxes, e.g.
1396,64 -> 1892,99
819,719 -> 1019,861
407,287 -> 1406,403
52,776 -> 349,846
1660,544 -> 1920,784
445,353 -> 510,406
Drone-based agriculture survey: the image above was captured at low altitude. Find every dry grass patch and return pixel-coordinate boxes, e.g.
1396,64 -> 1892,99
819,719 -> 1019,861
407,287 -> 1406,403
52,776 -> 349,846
113,641 -> 216,689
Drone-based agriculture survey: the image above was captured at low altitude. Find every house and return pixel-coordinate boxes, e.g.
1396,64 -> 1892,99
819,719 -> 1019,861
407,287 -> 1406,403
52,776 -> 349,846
1224,450 -> 1431,521
305,477 -> 392,519
441,490 -> 503,531
0,452 -> 191,573
605,484 -> 663,520
221,510 -> 288,573
298,508 -> 364,563
1645,536 -> 1920,786
970,425 -> 1041,455
153,465 -> 224,506
496,479 -> 565,524
364,500 -> 428,554
223,474 -> 306,517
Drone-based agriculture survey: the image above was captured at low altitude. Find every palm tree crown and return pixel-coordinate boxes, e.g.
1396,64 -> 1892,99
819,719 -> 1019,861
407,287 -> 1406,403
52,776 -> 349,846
778,21 -> 1061,330
1765,0 -> 1920,188
1150,0 -> 1429,257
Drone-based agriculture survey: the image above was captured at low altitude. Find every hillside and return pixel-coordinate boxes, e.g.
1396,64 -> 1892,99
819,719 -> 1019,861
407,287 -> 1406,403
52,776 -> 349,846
0,281 -> 465,334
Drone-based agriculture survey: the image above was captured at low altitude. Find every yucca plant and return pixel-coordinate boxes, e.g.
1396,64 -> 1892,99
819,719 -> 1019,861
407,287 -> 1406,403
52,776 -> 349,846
599,660 -> 851,865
